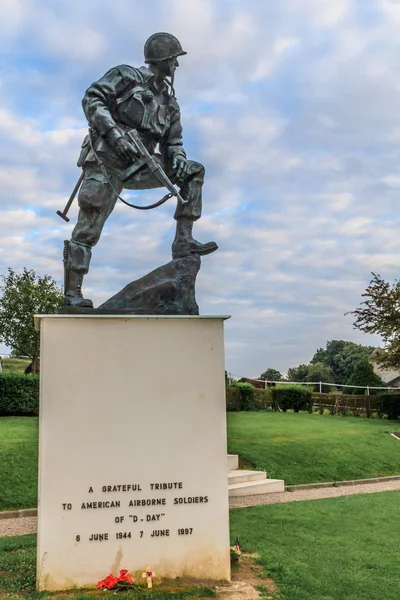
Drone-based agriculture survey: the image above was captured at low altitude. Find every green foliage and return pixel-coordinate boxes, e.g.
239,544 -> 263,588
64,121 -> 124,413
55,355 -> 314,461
351,273 -> 400,370
259,368 -> 284,381
286,364 -> 309,382
0,373 -> 39,416
0,268 -> 63,371
253,387 -> 272,410
271,385 -> 312,413
304,362 -> 335,392
230,544 -> 241,565
231,491 -> 400,600
232,381 -> 256,411
379,394 -> 400,420
345,357 -> 385,394
287,363 -> 335,392
310,340 -> 376,384
226,385 -> 241,411
227,384 -> 271,411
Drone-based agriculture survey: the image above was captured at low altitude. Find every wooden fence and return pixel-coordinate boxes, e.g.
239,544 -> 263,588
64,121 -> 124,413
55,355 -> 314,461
311,393 -> 381,417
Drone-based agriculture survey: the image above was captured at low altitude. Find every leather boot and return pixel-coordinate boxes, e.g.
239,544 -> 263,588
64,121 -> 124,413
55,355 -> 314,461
65,270 -> 93,308
172,217 -> 218,259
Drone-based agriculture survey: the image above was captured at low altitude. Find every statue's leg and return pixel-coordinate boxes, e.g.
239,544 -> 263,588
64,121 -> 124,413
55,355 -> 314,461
65,167 -> 122,307
171,160 -> 218,259
124,157 -> 217,259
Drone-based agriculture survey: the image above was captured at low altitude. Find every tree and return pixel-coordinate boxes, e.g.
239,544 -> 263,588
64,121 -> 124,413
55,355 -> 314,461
310,340 -> 375,384
259,368 -> 284,381
350,273 -> 400,370
345,357 -> 386,394
310,347 -> 326,365
305,362 -> 335,392
0,268 -> 63,374
287,364 -> 309,382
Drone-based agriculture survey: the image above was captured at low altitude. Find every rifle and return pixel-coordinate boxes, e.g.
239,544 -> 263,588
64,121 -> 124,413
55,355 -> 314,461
119,129 -> 188,205
57,172 -> 84,222
56,129 -> 187,222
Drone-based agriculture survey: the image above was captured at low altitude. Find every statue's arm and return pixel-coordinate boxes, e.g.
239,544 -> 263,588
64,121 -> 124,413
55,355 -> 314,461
82,67 -> 129,146
160,104 -> 187,163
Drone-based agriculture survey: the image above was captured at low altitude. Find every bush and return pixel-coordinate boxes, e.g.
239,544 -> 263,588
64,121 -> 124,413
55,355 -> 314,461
226,386 -> 242,411
253,387 -> 272,410
233,382 -> 256,411
378,394 -> 400,420
226,384 -> 271,411
272,385 -> 312,413
0,372 -> 39,416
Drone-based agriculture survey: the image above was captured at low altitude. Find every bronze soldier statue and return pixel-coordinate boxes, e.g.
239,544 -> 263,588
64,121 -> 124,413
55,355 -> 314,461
65,32 -> 217,308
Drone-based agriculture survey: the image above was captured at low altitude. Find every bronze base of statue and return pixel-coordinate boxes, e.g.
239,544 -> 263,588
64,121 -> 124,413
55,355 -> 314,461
58,254 -> 201,316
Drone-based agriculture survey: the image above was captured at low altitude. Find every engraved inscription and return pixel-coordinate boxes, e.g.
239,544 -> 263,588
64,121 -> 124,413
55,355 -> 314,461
62,482 -> 209,546
150,529 -> 170,537
89,533 -> 109,541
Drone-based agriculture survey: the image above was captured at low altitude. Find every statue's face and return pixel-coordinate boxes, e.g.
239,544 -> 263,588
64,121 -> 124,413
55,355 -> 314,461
156,57 -> 179,79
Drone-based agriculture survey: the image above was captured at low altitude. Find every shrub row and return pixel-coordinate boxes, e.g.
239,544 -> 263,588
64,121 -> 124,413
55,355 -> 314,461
311,392 -> 400,419
226,384 -> 400,420
226,383 -> 272,411
0,373 -> 39,416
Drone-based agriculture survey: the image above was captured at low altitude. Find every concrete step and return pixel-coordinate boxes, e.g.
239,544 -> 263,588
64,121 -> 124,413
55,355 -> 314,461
228,470 -> 267,485
227,454 -> 239,471
228,478 -> 285,497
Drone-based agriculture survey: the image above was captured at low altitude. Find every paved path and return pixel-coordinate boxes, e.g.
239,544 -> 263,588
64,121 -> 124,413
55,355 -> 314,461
2,480 -> 400,537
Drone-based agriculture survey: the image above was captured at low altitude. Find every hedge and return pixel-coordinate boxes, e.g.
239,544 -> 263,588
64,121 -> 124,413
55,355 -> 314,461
379,394 -> 400,420
272,386 -> 312,413
0,373 -> 39,416
226,384 -> 271,411
226,385 -> 400,419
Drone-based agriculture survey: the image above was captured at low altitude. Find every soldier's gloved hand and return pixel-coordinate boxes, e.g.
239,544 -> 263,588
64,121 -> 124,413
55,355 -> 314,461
172,156 -> 189,182
112,137 -> 138,163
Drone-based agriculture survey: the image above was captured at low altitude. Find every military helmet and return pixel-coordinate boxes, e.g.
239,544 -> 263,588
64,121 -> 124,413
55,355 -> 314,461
144,32 -> 187,64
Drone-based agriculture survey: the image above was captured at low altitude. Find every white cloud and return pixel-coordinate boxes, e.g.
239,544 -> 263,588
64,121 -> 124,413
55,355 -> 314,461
1,0 -> 400,375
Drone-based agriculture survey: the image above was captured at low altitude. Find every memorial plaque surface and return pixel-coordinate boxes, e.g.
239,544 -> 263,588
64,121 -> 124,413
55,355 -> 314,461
36,315 -> 230,591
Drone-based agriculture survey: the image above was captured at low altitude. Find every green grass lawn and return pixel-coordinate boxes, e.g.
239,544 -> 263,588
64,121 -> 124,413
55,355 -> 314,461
1,358 -> 31,373
0,418 -> 38,511
1,412 -> 400,511
227,411 -> 400,484
1,492 -> 400,599
231,490 -> 400,600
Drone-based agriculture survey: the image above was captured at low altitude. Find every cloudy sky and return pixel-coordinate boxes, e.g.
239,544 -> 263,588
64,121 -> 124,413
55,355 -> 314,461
1,0 -> 399,376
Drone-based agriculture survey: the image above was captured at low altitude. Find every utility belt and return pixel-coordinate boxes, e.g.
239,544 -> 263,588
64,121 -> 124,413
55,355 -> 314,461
77,126 -> 156,169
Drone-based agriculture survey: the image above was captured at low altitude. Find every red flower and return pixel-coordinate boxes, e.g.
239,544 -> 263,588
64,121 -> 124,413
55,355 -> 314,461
96,574 -> 119,589
118,569 -> 133,584
97,570 -> 134,589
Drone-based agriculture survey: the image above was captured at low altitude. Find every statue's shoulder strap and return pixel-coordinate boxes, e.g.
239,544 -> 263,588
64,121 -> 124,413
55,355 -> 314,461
114,65 -> 152,106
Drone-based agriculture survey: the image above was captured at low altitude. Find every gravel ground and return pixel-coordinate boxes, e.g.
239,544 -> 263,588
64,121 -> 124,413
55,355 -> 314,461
2,480 -> 400,537
229,479 -> 400,509
0,516 -> 37,537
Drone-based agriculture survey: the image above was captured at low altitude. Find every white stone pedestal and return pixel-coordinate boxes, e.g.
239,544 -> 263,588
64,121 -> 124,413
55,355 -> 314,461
35,315 -> 231,591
